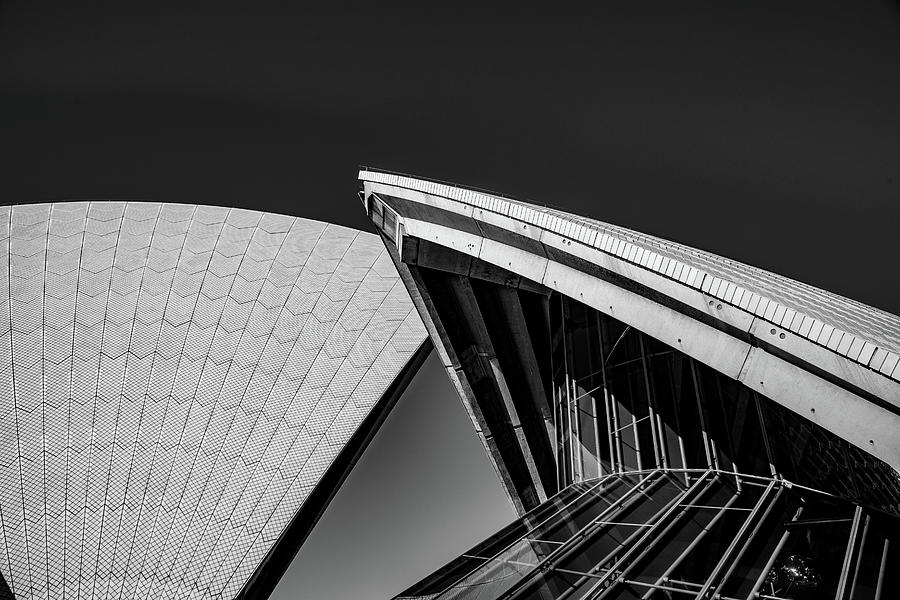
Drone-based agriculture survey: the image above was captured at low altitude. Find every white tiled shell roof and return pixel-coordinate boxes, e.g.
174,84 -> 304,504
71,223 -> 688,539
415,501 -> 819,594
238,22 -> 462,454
0,202 -> 426,600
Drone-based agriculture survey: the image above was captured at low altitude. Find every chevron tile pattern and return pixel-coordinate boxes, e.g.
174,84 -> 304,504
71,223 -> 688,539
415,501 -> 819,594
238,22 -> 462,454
0,202 -> 427,599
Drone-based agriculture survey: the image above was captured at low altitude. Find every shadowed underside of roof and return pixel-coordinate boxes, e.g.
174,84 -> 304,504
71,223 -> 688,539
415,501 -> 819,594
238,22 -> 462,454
359,168 -> 900,514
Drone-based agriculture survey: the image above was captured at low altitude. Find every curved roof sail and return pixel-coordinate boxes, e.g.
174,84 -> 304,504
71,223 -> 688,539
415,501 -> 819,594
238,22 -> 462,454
360,168 -> 900,513
0,202 -> 428,599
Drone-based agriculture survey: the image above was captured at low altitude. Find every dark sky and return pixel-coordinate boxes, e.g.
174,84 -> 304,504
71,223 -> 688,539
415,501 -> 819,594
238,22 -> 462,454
2,1 -> 899,313
2,2 -> 899,597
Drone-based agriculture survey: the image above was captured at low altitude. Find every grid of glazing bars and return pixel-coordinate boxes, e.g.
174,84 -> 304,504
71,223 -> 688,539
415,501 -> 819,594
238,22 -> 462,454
398,469 -> 898,600
395,291 -> 900,600
0,203 -> 426,600
548,296 -> 900,517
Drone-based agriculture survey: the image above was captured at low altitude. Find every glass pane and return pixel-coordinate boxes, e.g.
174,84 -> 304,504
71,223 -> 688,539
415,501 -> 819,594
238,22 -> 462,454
718,382 -> 771,476
512,568 -> 613,600
837,509 -> 899,600
432,477 -> 635,600
401,482 -> 594,597
761,397 -> 900,516
506,476 -> 684,600
645,348 -> 686,472
758,494 -> 854,600
606,330 -> 656,473
693,363 -> 735,474
717,488 -> 796,598
539,474 -> 645,544
536,476 -> 685,600
567,302 -> 608,480
623,476 -> 739,588
643,341 -> 706,472
663,481 -> 765,588
439,538 -> 547,600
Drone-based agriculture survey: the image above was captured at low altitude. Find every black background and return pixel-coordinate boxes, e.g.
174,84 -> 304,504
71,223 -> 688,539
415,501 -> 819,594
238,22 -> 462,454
2,3 -> 899,597
2,1 -> 899,314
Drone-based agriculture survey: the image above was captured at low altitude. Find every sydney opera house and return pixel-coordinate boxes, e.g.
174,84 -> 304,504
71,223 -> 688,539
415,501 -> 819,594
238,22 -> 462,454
0,170 -> 898,600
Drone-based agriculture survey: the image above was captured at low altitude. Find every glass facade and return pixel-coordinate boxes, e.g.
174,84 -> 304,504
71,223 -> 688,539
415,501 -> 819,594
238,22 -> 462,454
360,172 -> 900,600
396,295 -> 900,600
403,471 -> 899,600
547,296 -> 900,514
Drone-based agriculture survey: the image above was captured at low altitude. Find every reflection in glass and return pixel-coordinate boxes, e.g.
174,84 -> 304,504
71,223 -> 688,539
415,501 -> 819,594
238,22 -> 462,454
396,294 -> 900,600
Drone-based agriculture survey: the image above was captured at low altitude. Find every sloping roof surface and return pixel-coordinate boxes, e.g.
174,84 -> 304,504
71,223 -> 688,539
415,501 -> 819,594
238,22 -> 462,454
360,169 -> 900,382
0,202 -> 426,599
